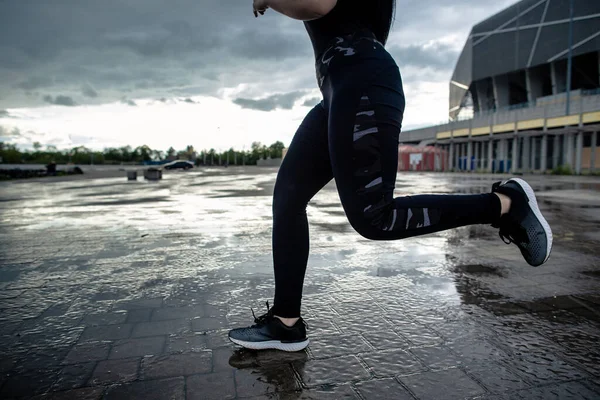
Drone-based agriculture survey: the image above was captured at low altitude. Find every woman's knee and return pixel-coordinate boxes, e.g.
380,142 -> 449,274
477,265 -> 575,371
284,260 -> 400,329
273,181 -> 307,217
346,205 -> 405,240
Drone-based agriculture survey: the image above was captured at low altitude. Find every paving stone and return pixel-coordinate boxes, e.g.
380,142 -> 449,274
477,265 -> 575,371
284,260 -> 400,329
151,305 -> 204,321
51,363 -> 96,391
79,323 -> 133,341
399,368 -> 486,400
126,308 -> 153,323
89,357 -> 140,385
0,319 -> 23,335
105,376 -> 185,400
333,315 -> 394,334
389,321 -> 444,347
29,386 -> 105,400
360,349 -> 425,377
361,330 -> 411,351
0,355 -> 16,373
212,347 -> 236,372
205,329 -> 235,349
131,319 -> 190,338
297,356 -> 370,387
235,365 -> 300,398
306,334 -> 372,359
463,361 -> 531,394
191,317 -> 228,332
109,336 -> 166,359
63,342 -> 111,364
446,337 -> 510,363
540,295 -> 587,310
141,352 -> 212,379
493,331 -> 561,357
354,378 -> 414,400
167,333 -> 207,353
203,303 -> 228,318
11,345 -> 72,370
302,317 -> 339,336
113,298 -> 164,310
278,384 -> 359,399
187,371 -> 236,400
0,368 -> 59,397
559,348 -> 600,377
82,311 -> 128,326
410,345 -> 463,370
509,353 -> 591,385
504,381 -> 600,400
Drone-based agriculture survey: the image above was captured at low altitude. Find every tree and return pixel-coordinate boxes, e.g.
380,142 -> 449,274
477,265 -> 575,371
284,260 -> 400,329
120,146 -> 132,162
33,142 -> 42,151
152,149 -> 164,161
166,147 -> 176,159
136,145 -> 152,162
269,141 -> 285,159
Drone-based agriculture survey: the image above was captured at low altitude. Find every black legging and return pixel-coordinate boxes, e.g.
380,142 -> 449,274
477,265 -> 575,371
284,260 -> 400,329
272,32 -> 501,318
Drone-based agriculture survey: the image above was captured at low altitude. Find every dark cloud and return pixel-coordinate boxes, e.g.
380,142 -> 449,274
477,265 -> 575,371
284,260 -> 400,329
43,95 -> 77,106
121,99 -> 137,106
16,76 -> 54,91
0,109 -> 9,118
233,91 -> 307,112
302,97 -> 321,107
82,83 -> 98,98
0,0 -> 515,109
184,98 -> 195,103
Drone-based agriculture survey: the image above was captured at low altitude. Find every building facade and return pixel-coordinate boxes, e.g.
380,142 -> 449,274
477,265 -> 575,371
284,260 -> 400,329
401,0 -> 600,174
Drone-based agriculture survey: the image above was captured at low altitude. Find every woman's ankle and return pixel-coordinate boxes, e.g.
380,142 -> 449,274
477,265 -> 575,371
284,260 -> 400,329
275,316 -> 300,327
494,192 -> 512,216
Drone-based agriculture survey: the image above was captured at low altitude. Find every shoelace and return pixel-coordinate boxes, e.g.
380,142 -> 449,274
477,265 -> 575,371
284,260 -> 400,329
498,220 -> 529,246
251,301 -> 273,325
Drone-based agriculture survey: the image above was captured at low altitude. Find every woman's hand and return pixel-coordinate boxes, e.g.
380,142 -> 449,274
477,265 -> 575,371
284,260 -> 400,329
253,0 -> 269,17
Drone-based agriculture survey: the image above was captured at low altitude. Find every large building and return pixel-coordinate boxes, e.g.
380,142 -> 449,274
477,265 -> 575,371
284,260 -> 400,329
402,0 -> 600,174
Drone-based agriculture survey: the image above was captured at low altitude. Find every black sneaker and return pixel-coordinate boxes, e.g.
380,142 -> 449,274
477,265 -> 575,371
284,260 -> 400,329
228,302 -> 309,352
492,178 -> 553,266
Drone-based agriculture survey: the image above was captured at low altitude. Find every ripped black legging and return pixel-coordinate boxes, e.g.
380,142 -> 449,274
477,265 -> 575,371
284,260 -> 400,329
272,33 -> 501,318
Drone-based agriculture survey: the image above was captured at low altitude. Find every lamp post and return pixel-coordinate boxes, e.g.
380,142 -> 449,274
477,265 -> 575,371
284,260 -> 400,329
565,0 -> 574,115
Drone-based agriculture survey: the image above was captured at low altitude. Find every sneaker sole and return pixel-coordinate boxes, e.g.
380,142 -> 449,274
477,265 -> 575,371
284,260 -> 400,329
508,178 -> 553,266
229,337 -> 309,352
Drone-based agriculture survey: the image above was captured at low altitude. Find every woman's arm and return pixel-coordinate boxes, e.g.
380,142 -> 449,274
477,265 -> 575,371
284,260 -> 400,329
254,0 -> 337,21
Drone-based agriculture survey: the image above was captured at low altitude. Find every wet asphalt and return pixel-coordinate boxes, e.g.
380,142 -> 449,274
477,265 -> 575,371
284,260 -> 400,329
0,167 -> 599,399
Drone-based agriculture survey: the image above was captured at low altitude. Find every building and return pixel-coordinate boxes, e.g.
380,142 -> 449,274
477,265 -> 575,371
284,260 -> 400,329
401,0 -> 600,174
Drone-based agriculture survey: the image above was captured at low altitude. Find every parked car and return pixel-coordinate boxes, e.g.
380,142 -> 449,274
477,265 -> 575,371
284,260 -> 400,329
163,160 -> 194,170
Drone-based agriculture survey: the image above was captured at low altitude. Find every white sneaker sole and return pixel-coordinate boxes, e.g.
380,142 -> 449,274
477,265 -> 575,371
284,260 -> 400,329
229,337 -> 309,352
507,178 -> 553,265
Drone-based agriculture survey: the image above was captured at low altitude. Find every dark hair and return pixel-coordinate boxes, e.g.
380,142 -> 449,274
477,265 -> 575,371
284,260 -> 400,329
366,0 -> 396,45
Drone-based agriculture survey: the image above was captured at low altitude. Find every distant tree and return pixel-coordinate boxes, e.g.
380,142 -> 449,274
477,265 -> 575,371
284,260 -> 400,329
166,147 -> 176,159
120,146 -> 132,162
33,142 -> 42,151
152,149 -> 164,161
269,141 -> 285,159
136,145 -> 152,162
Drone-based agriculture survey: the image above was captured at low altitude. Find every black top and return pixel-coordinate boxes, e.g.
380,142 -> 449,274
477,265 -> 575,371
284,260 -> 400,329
304,1 -> 364,58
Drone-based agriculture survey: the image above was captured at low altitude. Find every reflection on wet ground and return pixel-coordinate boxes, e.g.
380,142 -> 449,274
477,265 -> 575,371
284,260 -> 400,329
0,168 -> 599,399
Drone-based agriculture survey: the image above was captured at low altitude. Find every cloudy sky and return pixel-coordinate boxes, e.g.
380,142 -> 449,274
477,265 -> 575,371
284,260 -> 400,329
0,0 -> 515,152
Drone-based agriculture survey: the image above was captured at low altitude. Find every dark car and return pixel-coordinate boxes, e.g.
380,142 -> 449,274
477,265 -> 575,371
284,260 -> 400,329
163,160 -> 194,170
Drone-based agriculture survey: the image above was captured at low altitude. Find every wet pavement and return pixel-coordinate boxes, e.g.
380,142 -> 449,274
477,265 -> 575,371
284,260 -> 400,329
0,167 -> 599,400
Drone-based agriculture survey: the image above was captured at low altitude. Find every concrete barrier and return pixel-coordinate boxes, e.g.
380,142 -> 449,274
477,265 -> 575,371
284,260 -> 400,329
144,169 -> 162,181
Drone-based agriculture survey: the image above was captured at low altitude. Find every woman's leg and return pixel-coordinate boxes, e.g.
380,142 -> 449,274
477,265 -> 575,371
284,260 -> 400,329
327,65 -> 501,241
272,102 -> 333,318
